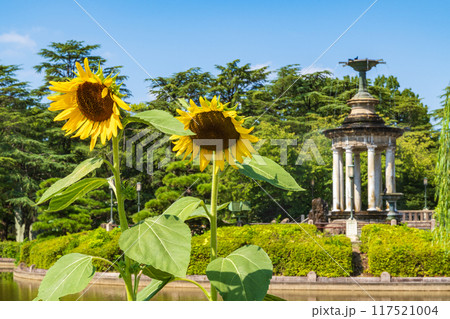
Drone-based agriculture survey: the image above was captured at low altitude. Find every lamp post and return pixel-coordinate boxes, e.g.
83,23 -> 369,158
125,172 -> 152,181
423,177 -> 428,210
136,182 -> 142,212
109,183 -> 114,224
311,179 -> 315,200
347,165 -> 355,220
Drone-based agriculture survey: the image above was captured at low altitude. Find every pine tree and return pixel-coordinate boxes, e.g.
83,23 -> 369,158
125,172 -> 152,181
33,40 -> 130,97
0,64 -> 71,240
210,59 -> 270,107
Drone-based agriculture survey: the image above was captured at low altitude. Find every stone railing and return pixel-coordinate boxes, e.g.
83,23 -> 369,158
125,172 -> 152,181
398,210 -> 436,230
398,210 -> 434,222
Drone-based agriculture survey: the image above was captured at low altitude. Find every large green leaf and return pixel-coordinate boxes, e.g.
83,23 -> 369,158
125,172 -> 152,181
34,253 -> 95,301
206,245 -> 273,301
142,265 -> 174,281
47,178 -> 107,212
189,206 -> 210,221
162,196 -> 204,221
119,215 -> 191,277
189,202 -> 229,221
125,110 -> 194,136
236,155 -> 304,191
264,293 -> 286,301
176,98 -> 190,109
137,278 -> 171,301
37,157 -> 104,205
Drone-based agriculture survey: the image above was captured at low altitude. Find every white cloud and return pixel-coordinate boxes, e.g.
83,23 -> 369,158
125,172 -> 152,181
0,31 -> 36,49
300,65 -> 333,75
102,51 -> 113,59
250,61 -> 277,80
251,61 -> 271,71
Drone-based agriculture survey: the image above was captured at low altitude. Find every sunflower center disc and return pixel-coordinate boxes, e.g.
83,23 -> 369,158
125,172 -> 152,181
190,111 -> 240,151
76,82 -> 114,122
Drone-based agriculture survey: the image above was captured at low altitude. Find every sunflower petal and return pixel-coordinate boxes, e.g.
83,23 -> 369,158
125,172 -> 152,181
113,103 -> 120,115
53,108 -> 76,121
210,96 -> 218,110
84,58 -> 93,77
102,87 -> 108,98
90,135 -> 98,151
235,125 -> 254,134
182,143 -> 193,160
117,118 -> 123,130
75,61 -> 88,79
101,123 -> 107,145
192,143 -> 200,160
189,99 -> 198,109
113,95 -> 131,111
104,77 -> 113,87
111,116 -> 119,137
80,120 -> 94,140
199,152 -> 210,171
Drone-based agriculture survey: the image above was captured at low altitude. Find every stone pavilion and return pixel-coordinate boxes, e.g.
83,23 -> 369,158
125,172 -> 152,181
324,59 -> 403,221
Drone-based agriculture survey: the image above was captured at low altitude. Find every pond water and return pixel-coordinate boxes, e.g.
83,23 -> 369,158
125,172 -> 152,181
1,271 -> 449,301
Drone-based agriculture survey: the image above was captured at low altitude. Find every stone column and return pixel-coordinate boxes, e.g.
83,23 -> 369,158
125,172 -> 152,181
367,145 -> 377,211
354,151 -> 362,212
332,147 -> 341,212
338,149 -> 344,211
344,147 -> 353,212
375,150 -> 382,210
385,146 -> 395,193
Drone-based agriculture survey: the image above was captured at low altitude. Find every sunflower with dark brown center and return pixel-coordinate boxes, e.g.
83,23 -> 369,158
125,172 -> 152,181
48,58 -> 130,150
171,96 -> 258,172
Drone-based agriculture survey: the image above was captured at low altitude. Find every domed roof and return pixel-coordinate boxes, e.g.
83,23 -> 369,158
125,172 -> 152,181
324,58 -> 403,149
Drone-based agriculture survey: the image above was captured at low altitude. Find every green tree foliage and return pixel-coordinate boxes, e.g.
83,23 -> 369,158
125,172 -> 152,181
145,59 -> 270,114
210,59 -> 270,106
148,67 -> 213,102
145,62 -> 436,221
434,86 -> 450,243
0,64 -> 71,240
131,161 -> 210,223
396,130 -> 438,209
33,40 -> 130,97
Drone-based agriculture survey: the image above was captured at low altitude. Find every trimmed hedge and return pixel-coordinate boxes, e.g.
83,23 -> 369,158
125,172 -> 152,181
15,224 -> 353,277
360,224 -> 450,277
188,224 -> 353,277
19,228 -> 122,272
0,241 -> 21,259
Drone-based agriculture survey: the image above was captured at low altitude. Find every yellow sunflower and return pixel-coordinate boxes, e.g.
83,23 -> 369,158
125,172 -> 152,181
171,96 -> 258,172
48,58 -> 130,150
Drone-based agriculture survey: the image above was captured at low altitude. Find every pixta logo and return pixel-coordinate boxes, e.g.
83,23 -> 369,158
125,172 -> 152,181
125,129 -> 325,175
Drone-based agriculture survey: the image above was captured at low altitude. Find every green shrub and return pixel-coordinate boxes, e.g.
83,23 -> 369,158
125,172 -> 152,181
19,240 -> 39,265
188,224 -> 352,277
18,228 -> 122,271
0,241 -> 22,259
70,228 -> 122,271
19,224 -> 353,277
29,234 -> 80,269
360,224 -> 450,276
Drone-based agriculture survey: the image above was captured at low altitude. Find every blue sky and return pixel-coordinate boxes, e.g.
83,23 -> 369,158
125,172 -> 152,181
1,0 -> 450,112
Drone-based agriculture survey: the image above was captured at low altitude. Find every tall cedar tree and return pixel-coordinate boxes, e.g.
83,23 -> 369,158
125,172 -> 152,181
0,64 -> 71,240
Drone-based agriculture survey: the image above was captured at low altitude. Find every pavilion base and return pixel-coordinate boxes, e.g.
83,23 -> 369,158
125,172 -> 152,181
322,210 -> 390,236
329,210 -> 388,222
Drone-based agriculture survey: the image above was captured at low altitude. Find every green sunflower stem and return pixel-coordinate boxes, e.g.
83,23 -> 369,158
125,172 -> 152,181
210,153 -> 220,301
112,136 -> 135,301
